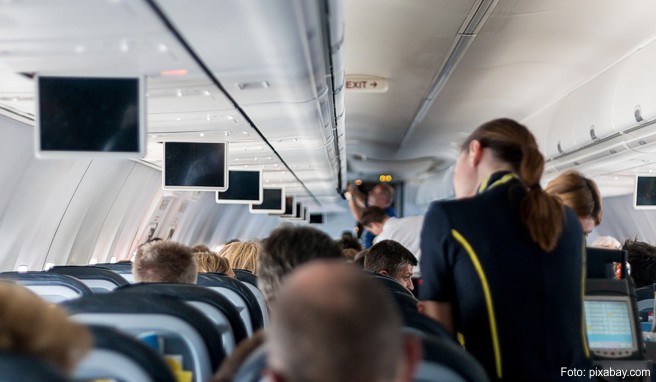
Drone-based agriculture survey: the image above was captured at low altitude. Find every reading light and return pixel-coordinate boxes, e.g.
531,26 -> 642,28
157,43 -> 168,53
110,257 -> 117,263
160,69 -> 188,77
89,258 -> 98,265
355,179 -> 363,185
44,262 -> 55,271
237,81 -> 270,90
17,265 -> 28,273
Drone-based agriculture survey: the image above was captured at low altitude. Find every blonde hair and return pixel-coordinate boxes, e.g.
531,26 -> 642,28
197,252 -> 233,274
0,283 -> 92,374
219,241 -> 261,273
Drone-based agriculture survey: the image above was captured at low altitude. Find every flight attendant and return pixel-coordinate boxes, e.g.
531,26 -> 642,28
420,118 -> 590,381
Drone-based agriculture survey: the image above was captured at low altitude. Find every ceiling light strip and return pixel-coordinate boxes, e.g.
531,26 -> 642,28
144,0 -> 320,205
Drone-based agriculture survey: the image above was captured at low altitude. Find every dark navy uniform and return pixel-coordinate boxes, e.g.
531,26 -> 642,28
419,171 -> 590,381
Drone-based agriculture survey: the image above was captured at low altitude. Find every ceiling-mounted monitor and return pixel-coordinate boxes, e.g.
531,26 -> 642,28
163,141 -> 228,191
309,213 -> 324,224
36,75 -> 145,158
249,187 -> 285,214
634,175 -> 656,209
276,196 -> 295,217
216,169 -> 263,204
283,202 -> 303,220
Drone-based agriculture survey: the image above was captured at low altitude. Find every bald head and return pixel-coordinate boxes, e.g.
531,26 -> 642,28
267,260 -> 406,382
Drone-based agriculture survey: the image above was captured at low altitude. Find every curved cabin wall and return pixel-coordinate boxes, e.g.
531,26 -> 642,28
0,116 -> 284,271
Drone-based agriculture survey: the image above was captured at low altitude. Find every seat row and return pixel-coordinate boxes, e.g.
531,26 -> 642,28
0,267 -> 269,382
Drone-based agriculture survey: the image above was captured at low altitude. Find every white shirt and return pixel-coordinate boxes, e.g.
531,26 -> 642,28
373,215 -> 424,276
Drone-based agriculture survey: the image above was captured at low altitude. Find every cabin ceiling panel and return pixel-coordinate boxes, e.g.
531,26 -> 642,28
155,0 -> 324,105
343,0 -> 477,175
400,0 -> 656,165
0,0 -> 197,75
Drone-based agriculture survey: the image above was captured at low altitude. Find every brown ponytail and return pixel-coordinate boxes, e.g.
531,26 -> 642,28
462,118 -> 565,252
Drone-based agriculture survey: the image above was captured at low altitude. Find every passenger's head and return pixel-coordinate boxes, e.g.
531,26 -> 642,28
360,207 -> 390,236
365,240 -> 417,291
353,249 -> 368,269
591,236 -> 622,250
622,239 -> 656,288
258,226 -> 343,306
218,240 -> 261,274
455,118 -> 565,252
191,244 -> 211,253
367,184 -> 395,209
338,234 -> 363,252
196,251 -> 236,278
545,170 -> 602,235
267,260 -> 420,382
0,283 -> 92,375
133,240 -> 198,283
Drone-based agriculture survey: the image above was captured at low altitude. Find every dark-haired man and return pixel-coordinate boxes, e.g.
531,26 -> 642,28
365,240 -> 418,291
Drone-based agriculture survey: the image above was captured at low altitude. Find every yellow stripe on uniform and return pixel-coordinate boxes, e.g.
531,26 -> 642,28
478,173 -> 518,193
451,229 -> 502,379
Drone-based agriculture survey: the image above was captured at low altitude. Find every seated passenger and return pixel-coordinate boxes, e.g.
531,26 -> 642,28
218,240 -> 261,274
266,260 -> 421,382
352,249 -> 368,269
591,235 -> 622,249
545,169 -> 602,235
622,238 -> 656,288
196,251 -> 236,278
191,244 -> 211,253
337,233 -> 363,252
133,240 -> 198,283
0,282 -> 92,375
361,207 -> 423,275
364,240 -> 417,292
257,226 -> 343,307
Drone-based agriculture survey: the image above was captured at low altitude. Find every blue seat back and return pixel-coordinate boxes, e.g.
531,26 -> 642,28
414,335 -> 490,382
49,265 -> 128,293
197,273 -> 264,334
232,345 -> 267,382
0,351 -> 72,382
233,270 -> 269,326
61,292 -> 224,382
93,263 -> 135,283
75,325 -> 176,382
115,283 -> 249,354
0,271 -> 92,303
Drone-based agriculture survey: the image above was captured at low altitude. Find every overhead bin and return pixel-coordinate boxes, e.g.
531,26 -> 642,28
613,42 -> 656,132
